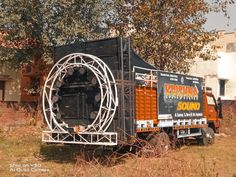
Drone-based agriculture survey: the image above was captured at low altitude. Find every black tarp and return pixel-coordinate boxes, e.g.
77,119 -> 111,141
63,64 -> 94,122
130,49 -> 157,71
54,37 -> 157,72
52,37 -> 156,139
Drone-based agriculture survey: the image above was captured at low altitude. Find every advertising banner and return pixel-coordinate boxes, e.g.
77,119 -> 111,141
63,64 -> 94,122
158,71 -> 203,119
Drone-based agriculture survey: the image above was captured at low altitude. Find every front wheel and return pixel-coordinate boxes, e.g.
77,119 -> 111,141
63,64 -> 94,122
200,127 -> 215,145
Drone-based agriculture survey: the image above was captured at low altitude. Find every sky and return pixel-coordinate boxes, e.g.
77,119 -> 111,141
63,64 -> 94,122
204,3 -> 236,32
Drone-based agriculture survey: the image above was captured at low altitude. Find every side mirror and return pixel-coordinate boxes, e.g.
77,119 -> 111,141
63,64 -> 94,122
217,97 -> 223,118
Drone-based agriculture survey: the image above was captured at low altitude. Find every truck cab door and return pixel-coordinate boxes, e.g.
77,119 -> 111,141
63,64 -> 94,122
205,95 -> 217,121
204,93 -> 220,132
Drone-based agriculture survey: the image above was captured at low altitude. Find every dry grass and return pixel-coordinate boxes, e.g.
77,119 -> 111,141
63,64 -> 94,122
1,125 -> 236,177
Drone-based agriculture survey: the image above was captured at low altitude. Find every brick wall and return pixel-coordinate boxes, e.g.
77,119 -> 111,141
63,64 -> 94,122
222,100 -> 236,115
0,101 -> 38,127
0,100 -> 235,130
221,100 -> 236,135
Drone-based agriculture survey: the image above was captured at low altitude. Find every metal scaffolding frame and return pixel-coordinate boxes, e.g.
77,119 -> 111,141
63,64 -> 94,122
42,53 -> 118,146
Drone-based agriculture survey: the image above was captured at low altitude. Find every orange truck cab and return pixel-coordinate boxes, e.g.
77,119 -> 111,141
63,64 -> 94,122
203,87 -> 222,133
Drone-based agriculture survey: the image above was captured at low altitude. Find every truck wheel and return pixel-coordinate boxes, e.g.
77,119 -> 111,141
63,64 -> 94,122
138,132 -> 170,157
149,132 -> 170,154
201,127 -> 215,145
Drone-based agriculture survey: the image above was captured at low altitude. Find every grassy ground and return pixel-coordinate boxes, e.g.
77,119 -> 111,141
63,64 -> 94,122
0,125 -> 236,177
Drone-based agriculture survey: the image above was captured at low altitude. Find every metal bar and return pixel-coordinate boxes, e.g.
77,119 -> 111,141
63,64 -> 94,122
133,66 -> 158,72
177,132 -> 202,138
119,38 -> 125,140
42,131 -> 117,146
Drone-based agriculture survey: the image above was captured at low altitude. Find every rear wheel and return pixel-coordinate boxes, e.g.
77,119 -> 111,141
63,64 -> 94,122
201,127 -> 215,145
139,132 -> 170,157
149,132 -> 171,152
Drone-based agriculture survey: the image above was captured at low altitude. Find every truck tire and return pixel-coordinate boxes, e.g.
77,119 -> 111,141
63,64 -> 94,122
201,127 -> 215,145
149,132 -> 170,154
138,132 -> 170,157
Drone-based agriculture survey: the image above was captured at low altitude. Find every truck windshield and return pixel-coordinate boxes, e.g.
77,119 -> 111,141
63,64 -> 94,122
207,96 -> 215,105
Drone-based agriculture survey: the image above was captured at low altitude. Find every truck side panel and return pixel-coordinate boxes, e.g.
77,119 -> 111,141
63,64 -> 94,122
157,71 -> 204,119
135,86 -> 158,124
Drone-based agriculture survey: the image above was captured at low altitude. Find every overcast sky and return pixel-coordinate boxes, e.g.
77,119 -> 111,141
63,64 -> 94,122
204,3 -> 236,32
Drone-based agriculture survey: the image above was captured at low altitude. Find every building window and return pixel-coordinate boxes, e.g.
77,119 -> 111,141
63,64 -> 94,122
0,81 -> 5,101
219,79 -> 226,96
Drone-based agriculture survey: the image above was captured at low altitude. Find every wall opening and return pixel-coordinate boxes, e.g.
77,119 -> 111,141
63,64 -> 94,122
219,79 -> 227,96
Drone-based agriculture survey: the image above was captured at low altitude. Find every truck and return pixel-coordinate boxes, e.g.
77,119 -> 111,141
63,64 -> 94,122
42,37 -> 222,150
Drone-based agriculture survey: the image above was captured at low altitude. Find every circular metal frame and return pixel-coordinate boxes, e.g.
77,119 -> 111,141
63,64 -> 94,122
42,53 -> 118,133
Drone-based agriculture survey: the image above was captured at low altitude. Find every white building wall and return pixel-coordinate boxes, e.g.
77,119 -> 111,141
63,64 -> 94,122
189,58 -> 219,98
217,52 -> 236,100
189,31 -> 236,100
